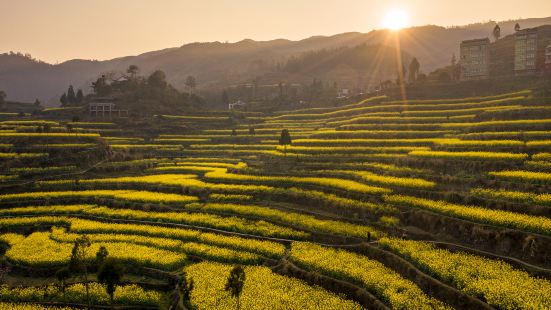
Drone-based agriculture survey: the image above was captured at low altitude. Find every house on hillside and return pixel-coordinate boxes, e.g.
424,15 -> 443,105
459,38 -> 490,81
89,98 -> 128,118
514,28 -> 539,75
460,25 -> 551,78
337,88 -> 350,99
545,43 -> 551,73
228,100 -> 246,110
514,27 -> 551,75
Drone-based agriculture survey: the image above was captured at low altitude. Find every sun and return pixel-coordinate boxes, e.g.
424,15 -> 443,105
382,9 -> 410,31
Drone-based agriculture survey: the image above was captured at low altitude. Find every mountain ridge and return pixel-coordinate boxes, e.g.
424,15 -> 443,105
1,16 -> 550,105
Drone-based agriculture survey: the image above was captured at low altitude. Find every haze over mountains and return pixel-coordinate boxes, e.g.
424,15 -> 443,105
1,16 -> 550,105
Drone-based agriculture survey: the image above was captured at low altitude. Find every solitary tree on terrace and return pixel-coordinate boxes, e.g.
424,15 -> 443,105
279,129 -> 292,154
408,57 -> 420,82
98,258 -> 124,307
225,265 -> 246,310
69,235 -> 92,308
493,24 -> 501,42
96,246 -> 109,264
515,23 -> 521,32
55,267 -> 71,299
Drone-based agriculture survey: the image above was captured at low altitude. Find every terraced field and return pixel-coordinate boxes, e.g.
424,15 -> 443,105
1,90 -> 551,309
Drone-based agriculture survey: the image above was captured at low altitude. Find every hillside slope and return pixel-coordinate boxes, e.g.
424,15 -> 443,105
1,17 -> 550,104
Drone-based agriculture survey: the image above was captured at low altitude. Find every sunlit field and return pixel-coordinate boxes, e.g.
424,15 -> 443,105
1,89 -> 551,309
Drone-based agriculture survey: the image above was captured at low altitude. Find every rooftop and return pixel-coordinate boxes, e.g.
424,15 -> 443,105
461,38 -> 490,45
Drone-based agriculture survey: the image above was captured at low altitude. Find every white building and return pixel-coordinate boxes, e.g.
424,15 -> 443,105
514,28 -> 538,74
89,99 -> 127,117
459,38 -> 490,81
545,43 -> 551,71
228,100 -> 246,110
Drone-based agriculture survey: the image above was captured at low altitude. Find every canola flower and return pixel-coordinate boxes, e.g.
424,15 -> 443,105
0,205 -> 308,239
489,170 -> 551,184
0,303 -> 72,310
67,218 -> 285,258
8,166 -> 78,175
379,237 -> 551,309
525,160 -> 551,171
0,152 -> 48,159
408,150 -> 528,161
0,232 -> 186,270
208,193 -> 253,201
290,242 -> 450,309
471,188 -> 551,207
0,190 -> 198,204
384,194 -> 551,235
50,228 -> 260,264
275,145 -> 430,154
0,283 -> 161,306
186,261 -> 363,310
198,203 -> 382,239
327,170 -> 436,189
533,153 -> 551,161
457,131 -> 551,140
203,169 -> 391,195
37,174 -> 275,195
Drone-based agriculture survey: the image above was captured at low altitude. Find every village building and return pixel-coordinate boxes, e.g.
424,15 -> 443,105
459,38 -> 490,81
545,43 -> 551,72
89,98 -> 128,117
514,28 -> 539,75
228,100 -> 247,110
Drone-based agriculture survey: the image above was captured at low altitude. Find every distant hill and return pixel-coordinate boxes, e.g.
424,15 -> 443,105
1,16 -> 550,105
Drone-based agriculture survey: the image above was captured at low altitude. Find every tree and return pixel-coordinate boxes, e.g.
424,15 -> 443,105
60,93 -> 68,106
96,246 -> 109,264
76,89 -> 84,104
98,258 -> 123,307
279,129 -> 292,153
55,267 -> 71,299
493,24 -> 501,42
222,90 -> 230,106
185,76 -> 197,93
34,99 -> 41,106
408,58 -> 420,83
515,23 -> 521,32
127,65 -> 139,78
179,271 -> 194,309
67,85 -> 76,105
92,75 -> 111,96
248,127 -> 255,136
0,90 -> 6,105
148,70 -> 167,88
69,235 -> 92,308
231,129 -> 237,136
225,265 -> 246,310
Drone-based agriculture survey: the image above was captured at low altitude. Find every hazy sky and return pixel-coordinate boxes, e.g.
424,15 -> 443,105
2,0 -> 551,63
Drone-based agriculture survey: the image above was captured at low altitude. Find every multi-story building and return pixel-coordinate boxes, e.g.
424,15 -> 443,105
545,43 -> 551,72
514,28 -> 539,74
460,38 -> 490,81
